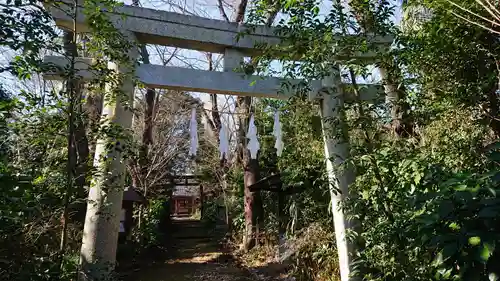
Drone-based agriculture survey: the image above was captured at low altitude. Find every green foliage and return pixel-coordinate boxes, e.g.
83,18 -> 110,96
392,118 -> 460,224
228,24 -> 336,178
400,0 -> 500,138
136,200 -> 167,246
1,0 -> 138,279
225,167 -> 246,232
0,1 -> 73,277
244,1 -> 500,281
413,163 -> 500,280
346,142 -> 500,281
0,0 -> 58,75
0,87 -> 84,280
255,97 -> 331,230
201,198 -> 221,225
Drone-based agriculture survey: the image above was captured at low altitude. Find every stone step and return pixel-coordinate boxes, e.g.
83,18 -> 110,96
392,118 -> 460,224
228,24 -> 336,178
171,230 -> 226,240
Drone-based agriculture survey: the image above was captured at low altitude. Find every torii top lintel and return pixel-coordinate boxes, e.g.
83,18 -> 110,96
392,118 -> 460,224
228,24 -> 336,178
46,0 -> 393,57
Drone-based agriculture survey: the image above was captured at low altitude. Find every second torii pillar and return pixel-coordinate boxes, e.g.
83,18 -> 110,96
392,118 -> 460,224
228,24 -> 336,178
318,67 -> 356,281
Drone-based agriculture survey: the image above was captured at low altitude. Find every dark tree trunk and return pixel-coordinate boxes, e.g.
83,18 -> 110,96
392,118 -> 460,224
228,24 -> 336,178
236,96 -> 263,251
60,29 -> 92,270
64,31 -> 90,195
243,156 -> 262,250
210,94 -> 221,133
85,93 -> 102,161
61,31 -> 91,230
139,87 -> 155,184
225,0 -> 275,251
74,105 -> 90,195
234,0 -> 248,23
213,0 -> 272,250
131,0 -> 156,190
60,30 -> 78,259
207,54 -> 222,137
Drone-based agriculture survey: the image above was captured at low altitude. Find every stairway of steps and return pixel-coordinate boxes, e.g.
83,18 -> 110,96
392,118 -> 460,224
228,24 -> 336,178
169,218 -> 229,258
122,218 -> 253,281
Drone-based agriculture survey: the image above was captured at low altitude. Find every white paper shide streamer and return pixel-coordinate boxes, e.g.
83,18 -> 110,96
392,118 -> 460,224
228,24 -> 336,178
273,110 -> 283,156
219,124 -> 229,160
189,107 -> 198,156
246,114 -> 260,159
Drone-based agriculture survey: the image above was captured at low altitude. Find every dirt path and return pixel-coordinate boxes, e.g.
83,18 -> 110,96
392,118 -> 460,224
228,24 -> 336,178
124,219 -> 256,281
126,253 -> 253,281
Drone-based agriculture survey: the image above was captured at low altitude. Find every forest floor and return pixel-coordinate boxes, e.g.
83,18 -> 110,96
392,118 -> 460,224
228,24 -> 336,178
121,218 -> 257,281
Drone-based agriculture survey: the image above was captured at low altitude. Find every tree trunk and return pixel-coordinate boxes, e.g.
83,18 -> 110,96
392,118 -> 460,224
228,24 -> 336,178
138,87 -> 155,184
138,57 -> 155,184
348,0 -> 412,137
62,30 -> 90,213
210,94 -> 221,135
60,30 -> 80,269
234,0 -> 248,23
226,0 -> 277,251
243,156 -> 262,250
236,96 -> 263,251
86,93 -> 103,161
130,0 -> 156,238
62,31 -> 90,195
131,0 -> 156,191
206,53 -> 222,147
378,65 -> 412,136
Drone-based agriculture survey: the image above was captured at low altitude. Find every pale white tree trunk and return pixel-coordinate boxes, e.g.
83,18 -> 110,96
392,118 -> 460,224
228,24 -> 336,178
319,67 -> 355,281
79,32 -> 138,281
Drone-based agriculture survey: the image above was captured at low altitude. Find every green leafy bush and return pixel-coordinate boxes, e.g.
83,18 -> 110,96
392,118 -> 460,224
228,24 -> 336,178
347,139 -> 500,281
201,199 -> 221,225
135,199 -> 166,246
413,162 -> 500,280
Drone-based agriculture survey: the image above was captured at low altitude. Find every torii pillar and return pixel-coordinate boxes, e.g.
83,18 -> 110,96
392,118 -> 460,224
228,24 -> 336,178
317,67 -> 356,281
79,32 -> 138,281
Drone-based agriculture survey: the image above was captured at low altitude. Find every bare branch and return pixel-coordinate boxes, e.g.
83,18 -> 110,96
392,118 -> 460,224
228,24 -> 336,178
218,0 -> 230,21
447,0 -> 500,33
450,10 -> 500,35
477,0 -> 500,22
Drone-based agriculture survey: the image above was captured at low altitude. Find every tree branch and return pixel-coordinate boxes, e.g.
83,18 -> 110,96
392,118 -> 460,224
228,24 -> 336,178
233,0 -> 248,23
217,0 -> 230,22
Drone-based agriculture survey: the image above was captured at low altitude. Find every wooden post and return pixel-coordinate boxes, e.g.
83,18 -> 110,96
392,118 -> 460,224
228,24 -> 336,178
123,201 -> 133,237
277,189 -> 286,259
248,174 -> 303,261
190,197 -> 194,215
199,184 -> 204,218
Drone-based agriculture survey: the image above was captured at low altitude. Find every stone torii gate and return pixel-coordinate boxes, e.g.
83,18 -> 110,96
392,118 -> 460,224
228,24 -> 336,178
43,1 -> 391,280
